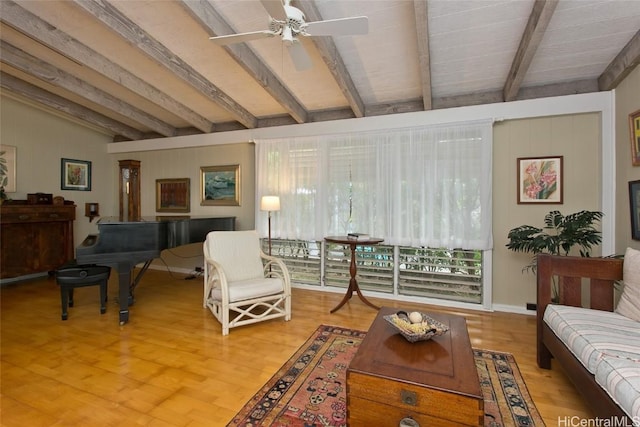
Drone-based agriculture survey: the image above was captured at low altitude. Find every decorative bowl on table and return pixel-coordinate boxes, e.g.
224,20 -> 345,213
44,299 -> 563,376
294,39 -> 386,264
383,311 -> 449,343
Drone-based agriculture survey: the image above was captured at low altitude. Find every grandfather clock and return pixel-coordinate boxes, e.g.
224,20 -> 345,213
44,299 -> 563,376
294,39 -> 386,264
119,160 -> 141,221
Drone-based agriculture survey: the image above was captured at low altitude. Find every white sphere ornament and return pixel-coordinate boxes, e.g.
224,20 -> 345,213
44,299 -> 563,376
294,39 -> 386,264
408,311 -> 423,324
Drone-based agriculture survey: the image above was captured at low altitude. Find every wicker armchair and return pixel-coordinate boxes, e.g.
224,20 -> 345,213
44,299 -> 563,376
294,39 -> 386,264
203,230 -> 291,335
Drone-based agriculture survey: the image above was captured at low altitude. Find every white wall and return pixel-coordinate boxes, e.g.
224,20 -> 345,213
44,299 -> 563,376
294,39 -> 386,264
614,65 -> 640,253
111,144 -> 255,272
0,95 -> 114,248
493,113 -> 602,309
0,89 -> 619,313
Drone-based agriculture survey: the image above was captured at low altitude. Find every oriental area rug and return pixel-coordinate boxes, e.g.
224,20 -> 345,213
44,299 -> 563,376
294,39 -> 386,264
227,325 -> 545,427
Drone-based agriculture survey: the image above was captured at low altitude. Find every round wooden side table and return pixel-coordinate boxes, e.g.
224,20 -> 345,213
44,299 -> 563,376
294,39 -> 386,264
324,235 -> 384,313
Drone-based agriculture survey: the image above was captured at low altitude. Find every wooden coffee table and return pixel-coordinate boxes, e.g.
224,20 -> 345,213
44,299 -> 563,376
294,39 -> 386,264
347,307 -> 483,426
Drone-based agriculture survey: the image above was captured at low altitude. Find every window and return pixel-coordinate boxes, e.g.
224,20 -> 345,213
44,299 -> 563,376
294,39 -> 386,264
263,239 -> 483,305
256,120 -> 492,307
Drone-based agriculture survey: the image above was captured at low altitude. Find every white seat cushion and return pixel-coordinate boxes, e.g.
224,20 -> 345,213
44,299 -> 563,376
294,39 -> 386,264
595,355 -> 640,419
211,277 -> 284,303
544,304 -> 640,374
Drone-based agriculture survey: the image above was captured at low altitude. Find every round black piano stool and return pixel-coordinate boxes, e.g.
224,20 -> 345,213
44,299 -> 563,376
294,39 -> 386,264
55,264 -> 111,320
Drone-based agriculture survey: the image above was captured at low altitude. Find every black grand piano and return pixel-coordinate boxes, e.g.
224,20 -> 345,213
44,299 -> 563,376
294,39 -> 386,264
76,216 -> 235,325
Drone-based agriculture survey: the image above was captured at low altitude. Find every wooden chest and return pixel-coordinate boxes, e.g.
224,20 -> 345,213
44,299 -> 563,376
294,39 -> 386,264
347,307 -> 483,426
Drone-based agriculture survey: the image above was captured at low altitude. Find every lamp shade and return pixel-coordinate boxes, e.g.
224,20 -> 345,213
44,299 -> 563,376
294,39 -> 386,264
260,196 -> 280,211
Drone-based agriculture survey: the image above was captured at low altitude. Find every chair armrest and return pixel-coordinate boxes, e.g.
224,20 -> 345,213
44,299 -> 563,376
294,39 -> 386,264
261,253 -> 291,292
203,254 -> 226,278
203,254 -> 231,301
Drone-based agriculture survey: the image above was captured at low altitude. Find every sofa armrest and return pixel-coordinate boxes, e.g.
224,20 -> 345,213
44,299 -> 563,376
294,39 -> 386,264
536,254 -> 623,368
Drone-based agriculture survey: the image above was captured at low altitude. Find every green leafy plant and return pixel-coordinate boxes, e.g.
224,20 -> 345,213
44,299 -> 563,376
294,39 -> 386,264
506,210 -> 603,274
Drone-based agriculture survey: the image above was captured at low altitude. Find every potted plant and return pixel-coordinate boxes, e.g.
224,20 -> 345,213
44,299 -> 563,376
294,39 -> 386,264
506,210 -> 603,271
506,210 -> 603,301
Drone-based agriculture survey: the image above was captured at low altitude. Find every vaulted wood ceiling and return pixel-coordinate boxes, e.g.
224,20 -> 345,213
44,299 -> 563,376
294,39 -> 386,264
1,0 -> 639,143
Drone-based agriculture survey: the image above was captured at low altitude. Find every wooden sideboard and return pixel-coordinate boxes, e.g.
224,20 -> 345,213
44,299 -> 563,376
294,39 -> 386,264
1,203 -> 76,279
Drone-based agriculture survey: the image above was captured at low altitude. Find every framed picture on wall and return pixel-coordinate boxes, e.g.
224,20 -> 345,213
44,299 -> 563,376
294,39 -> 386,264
200,164 -> 240,206
630,180 -> 640,240
0,145 -> 17,193
630,109 -> 640,166
517,156 -> 563,204
61,158 -> 91,191
156,178 -> 190,213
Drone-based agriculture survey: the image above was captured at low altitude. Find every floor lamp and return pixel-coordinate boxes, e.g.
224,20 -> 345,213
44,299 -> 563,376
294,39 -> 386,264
260,195 -> 280,256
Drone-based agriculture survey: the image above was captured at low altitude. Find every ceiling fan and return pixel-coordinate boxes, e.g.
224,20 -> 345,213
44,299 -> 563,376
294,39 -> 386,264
209,0 -> 368,71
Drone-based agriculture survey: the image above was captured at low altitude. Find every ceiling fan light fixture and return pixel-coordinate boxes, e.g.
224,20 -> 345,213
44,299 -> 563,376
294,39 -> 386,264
284,5 -> 305,34
282,25 -> 294,44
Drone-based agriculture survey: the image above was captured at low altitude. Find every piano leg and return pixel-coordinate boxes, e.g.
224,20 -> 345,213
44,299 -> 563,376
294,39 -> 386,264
116,263 -> 132,325
113,260 -> 153,325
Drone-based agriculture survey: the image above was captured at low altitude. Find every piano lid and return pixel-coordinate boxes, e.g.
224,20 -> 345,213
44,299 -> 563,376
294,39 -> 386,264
97,216 -> 230,224
91,216 -> 236,248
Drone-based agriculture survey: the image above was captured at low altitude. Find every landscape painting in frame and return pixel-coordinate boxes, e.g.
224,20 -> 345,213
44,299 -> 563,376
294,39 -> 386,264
61,158 -> 91,191
517,156 -> 563,204
200,164 -> 240,206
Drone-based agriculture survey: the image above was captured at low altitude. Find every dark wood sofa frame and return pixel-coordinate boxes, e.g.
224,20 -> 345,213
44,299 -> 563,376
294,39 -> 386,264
536,254 -> 629,420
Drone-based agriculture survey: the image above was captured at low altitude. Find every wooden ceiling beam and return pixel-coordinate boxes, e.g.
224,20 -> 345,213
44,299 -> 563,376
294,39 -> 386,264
517,78 -> 598,100
598,29 -> 640,91
295,0 -> 365,118
503,0 -> 558,102
0,1 -> 213,134
413,0 -> 432,110
0,41 -> 177,136
181,0 -> 308,124
0,72 -> 143,140
366,99 -> 425,116
72,0 -> 258,129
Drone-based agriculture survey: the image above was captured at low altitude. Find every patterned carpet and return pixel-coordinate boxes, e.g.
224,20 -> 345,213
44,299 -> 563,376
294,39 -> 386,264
228,325 -> 545,427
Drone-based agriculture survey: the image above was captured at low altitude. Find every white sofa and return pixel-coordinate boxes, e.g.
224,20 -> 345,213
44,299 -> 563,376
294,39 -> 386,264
536,250 -> 640,421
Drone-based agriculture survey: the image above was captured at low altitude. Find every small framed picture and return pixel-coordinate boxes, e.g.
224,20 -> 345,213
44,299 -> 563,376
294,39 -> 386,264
630,180 -> 640,240
630,109 -> 640,166
200,164 -> 240,206
61,158 -> 91,191
517,156 -> 563,204
0,145 -> 17,192
156,178 -> 190,213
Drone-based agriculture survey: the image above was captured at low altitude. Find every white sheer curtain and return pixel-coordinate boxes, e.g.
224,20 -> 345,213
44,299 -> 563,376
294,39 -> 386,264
255,120 -> 493,250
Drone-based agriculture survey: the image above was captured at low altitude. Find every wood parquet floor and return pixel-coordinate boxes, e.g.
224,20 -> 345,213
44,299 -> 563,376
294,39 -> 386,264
1,269 -> 591,426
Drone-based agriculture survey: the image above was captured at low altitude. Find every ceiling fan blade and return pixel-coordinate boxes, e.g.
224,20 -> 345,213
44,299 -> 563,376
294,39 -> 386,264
260,0 -> 287,21
288,41 -> 312,71
209,30 -> 275,46
304,16 -> 369,36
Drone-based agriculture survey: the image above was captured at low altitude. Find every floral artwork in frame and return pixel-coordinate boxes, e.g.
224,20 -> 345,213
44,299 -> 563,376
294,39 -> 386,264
61,158 -> 91,191
517,156 -> 563,204
200,164 -> 240,206
630,109 -> 640,166
0,145 -> 17,193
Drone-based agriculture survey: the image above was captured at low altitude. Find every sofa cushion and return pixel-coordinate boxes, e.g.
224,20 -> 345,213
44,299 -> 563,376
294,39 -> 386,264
595,355 -> 640,419
616,247 -> 640,322
544,304 -> 640,374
